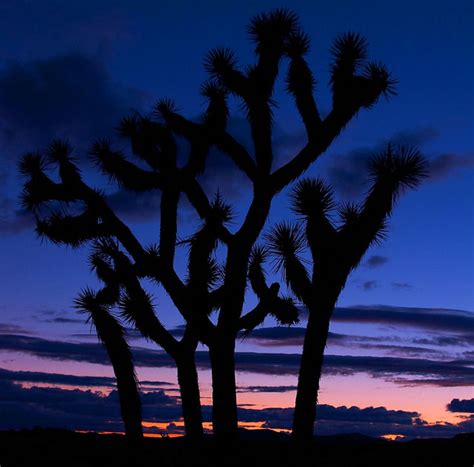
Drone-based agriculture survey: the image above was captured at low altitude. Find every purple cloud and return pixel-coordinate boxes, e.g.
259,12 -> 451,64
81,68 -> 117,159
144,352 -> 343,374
1,373 -> 472,438
447,398 -> 474,413
1,334 -> 473,386
365,255 -> 389,268
361,280 -> 379,291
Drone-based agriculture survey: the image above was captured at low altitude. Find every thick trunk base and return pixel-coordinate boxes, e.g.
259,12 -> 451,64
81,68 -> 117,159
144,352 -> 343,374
177,353 -> 204,439
292,309 -> 332,441
209,342 -> 238,442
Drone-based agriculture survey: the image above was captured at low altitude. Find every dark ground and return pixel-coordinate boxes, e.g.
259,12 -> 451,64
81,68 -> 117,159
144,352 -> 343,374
0,429 -> 472,466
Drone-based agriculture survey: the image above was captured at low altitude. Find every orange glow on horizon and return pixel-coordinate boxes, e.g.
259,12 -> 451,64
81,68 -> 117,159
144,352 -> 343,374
381,434 -> 406,441
79,419 -> 293,438
4,351 -> 470,432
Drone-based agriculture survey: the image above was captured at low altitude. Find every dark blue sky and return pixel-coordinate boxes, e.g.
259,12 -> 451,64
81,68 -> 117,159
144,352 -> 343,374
1,0 -> 472,317
0,0 -> 473,437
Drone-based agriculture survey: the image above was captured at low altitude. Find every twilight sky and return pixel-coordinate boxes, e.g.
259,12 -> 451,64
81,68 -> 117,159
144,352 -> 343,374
0,0 -> 473,439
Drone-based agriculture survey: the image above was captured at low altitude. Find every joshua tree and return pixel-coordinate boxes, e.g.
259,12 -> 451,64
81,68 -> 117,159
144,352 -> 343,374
77,238 -> 205,439
264,145 -> 428,440
74,284 -> 143,443
19,137 -> 207,439
20,9 -> 395,440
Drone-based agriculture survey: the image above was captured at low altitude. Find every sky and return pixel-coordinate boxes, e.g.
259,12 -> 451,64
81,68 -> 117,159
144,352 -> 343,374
0,0 -> 473,439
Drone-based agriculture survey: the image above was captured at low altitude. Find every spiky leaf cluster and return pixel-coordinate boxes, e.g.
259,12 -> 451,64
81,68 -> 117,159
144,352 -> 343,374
291,178 -> 335,218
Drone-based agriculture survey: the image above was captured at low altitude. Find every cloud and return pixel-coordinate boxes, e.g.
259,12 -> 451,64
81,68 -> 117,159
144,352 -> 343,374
0,55 -> 314,232
0,333 -> 175,368
1,334 -> 473,386
46,317 -> 84,324
365,255 -> 389,268
242,404 -> 472,438
238,352 -> 474,387
295,305 -> 474,349
245,327 -> 447,359
243,327 -> 350,347
325,146 -> 371,197
315,416 -> 474,438
0,378 -> 181,432
315,405 -> 419,425
343,343 -> 442,358
32,309 -> 86,326
105,189 -> 162,222
0,52 -> 326,234
239,403 -> 419,428
237,385 -> 297,393
324,127 -> 473,198
0,367 -> 472,438
413,335 -> 472,347
361,280 -> 378,291
0,323 -> 33,334
330,305 -> 474,337
447,398 -> 474,413
0,53 -> 145,154
0,379 -> 122,432
428,153 -> 474,179
0,367 -> 173,390
242,327 -> 307,347
0,51 -> 219,231
0,52 -> 148,233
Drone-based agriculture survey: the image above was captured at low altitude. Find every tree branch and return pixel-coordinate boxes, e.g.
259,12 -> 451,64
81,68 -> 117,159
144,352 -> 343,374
181,175 -> 233,243
286,55 -> 322,140
115,259 -> 180,356
90,140 -> 162,192
270,110 -> 355,192
158,107 -> 257,181
239,283 -> 299,331
159,188 -> 179,269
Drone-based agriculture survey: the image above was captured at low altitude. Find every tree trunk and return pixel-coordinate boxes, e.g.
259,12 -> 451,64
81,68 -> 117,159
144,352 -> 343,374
292,298 -> 333,441
176,351 -> 204,439
209,336 -> 238,441
112,363 -> 143,444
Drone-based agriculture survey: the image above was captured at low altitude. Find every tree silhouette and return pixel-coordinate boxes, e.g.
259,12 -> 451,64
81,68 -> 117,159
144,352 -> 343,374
19,139 -> 207,438
264,145 -> 428,440
75,238 -> 205,439
20,9 -> 396,441
74,285 -> 143,443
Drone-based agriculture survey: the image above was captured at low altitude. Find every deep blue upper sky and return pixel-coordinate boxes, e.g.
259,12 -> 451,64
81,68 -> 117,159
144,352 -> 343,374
0,0 -> 472,331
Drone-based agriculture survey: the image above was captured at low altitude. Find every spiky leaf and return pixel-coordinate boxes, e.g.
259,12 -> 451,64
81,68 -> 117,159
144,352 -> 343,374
291,178 -> 335,217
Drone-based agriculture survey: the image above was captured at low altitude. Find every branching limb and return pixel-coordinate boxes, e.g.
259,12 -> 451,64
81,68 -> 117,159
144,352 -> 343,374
338,145 -> 428,270
180,175 -> 233,243
265,222 -> 312,303
239,285 -> 299,332
21,143 -> 193,319
90,140 -> 162,192
156,96 -> 257,180
285,32 -> 322,140
290,178 -> 337,263
271,34 -> 395,192
186,194 -> 231,299
36,208 -> 111,247
249,9 -> 299,98
204,48 -> 249,97
240,245 -> 300,331
118,116 -> 177,172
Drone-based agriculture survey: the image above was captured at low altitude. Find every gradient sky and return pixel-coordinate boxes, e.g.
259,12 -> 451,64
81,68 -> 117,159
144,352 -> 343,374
0,0 -> 473,439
